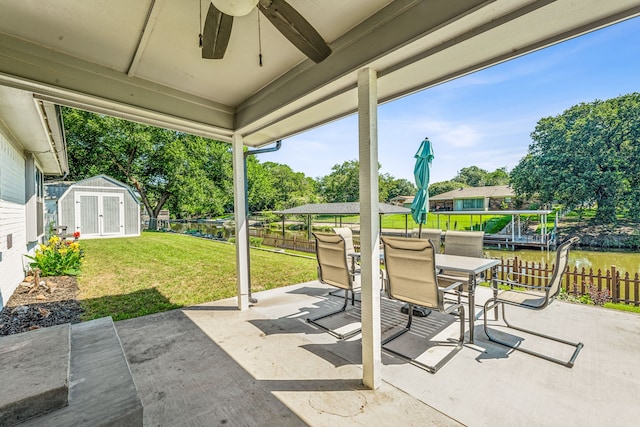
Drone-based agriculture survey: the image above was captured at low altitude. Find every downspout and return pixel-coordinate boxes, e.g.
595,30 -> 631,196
243,140 -> 282,303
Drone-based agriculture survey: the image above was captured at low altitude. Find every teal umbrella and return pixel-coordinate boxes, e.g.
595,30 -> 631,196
405,137 -> 434,317
410,137 -> 434,237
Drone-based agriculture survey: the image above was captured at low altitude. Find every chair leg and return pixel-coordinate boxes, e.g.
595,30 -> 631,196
307,289 -> 361,339
329,288 -> 358,305
483,299 -> 584,368
382,303 -> 464,374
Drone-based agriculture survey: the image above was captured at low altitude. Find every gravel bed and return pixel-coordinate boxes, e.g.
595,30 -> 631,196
0,276 -> 84,336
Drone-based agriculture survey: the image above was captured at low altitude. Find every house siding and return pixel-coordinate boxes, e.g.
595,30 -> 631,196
0,131 -> 29,309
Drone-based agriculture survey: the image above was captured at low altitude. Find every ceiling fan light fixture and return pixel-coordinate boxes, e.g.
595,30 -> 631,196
211,0 -> 258,16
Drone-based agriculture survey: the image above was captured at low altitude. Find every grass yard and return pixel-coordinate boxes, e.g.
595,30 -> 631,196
78,231 -> 317,321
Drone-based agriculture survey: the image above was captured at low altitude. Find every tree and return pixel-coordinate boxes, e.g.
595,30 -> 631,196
62,108 -> 234,227
316,160 -> 415,203
511,93 -> 640,224
317,160 -> 361,203
453,166 -> 489,187
428,180 -> 470,196
257,162 -> 321,210
380,175 -> 416,202
485,167 -> 510,186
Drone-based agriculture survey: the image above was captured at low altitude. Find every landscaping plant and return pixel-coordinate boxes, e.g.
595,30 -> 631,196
26,232 -> 84,276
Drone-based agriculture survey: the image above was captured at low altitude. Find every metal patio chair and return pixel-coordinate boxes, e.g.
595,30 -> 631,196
308,232 -> 361,339
483,236 -> 583,367
381,236 -> 465,373
411,228 -> 443,252
438,230 -> 485,292
333,227 -> 360,274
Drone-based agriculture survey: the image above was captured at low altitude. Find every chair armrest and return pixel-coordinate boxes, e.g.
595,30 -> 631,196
492,278 -> 550,291
502,271 -> 552,281
440,281 -> 464,292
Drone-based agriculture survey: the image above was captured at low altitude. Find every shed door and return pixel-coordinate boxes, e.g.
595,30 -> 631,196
75,192 -> 124,237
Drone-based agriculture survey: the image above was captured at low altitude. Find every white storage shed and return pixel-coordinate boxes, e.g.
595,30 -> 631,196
57,175 -> 140,238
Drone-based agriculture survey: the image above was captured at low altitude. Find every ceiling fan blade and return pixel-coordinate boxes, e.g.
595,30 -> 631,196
202,3 -> 234,59
258,0 -> 331,63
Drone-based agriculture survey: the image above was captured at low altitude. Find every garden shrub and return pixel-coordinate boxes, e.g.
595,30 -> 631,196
26,233 -> 84,276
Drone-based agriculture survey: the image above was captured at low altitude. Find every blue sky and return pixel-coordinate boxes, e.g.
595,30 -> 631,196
258,16 -> 640,184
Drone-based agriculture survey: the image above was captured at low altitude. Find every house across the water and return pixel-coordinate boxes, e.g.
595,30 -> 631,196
429,185 -> 516,211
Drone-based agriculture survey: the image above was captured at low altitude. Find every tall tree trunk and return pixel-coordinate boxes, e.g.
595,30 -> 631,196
129,178 -> 170,231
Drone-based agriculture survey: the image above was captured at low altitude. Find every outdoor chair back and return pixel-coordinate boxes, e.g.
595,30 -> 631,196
309,232 -> 361,339
332,227 -> 356,255
314,232 -> 352,290
440,230 -> 485,291
443,230 -> 484,258
381,236 -> 465,373
383,237 -> 442,310
333,226 -> 362,275
411,228 -> 443,252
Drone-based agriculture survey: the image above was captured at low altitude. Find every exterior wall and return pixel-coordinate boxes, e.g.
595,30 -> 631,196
0,131 -> 28,309
430,200 -> 453,211
58,176 -> 140,238
489,196 -> 515,210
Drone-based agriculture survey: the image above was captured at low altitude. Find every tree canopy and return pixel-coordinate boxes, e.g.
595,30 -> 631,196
316,160 -> 416,203
452,166 -> 510,187
510,93 -> 640,223
62,108 -> 234,225
65,108 -> 518,219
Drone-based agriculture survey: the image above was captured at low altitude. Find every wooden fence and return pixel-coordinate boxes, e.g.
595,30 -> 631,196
258,234 -> 317,253
497,257 -> 640,306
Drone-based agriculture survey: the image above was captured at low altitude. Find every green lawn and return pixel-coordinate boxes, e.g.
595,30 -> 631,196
78,232 -> 317,321
315,213 -> 505,231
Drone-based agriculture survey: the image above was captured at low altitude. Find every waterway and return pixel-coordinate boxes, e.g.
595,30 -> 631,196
485,248 -> 640,276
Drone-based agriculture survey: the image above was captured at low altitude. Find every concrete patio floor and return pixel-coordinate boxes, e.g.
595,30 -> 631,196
115,281 -> 640,426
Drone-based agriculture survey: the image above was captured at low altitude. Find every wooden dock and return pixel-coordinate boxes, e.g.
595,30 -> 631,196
483,234 -> 556,250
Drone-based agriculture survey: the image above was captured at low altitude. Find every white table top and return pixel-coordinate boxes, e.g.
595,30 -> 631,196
435,253 -> 500,275
350,251 -> 499,274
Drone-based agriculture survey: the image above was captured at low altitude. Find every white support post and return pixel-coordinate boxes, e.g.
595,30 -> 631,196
358,67 -> 381,390
232,133 -> 250,310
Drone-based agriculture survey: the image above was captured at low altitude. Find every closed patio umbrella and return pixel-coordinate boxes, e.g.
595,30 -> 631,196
405,137 -> 434,317
410,137 -> 434,237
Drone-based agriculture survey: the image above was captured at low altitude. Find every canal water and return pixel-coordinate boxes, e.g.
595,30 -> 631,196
485,248 -> 640,276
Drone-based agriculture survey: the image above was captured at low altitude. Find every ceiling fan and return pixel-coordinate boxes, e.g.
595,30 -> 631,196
201,0 -> 332,63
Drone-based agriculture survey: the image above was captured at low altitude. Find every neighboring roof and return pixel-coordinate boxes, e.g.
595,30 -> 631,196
274,203 -> 411,215
390,195 -> 415,202
430,185 -> 515,201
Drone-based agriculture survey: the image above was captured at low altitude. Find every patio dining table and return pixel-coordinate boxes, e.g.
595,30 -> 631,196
349,251 -> 499,344
434,253 -> 499,344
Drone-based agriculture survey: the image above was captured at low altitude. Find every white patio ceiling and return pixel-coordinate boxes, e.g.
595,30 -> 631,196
1,0 -> 639,148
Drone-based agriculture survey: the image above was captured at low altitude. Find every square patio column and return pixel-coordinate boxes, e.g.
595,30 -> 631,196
232,133 -> 250,310
358,67 -> 382,389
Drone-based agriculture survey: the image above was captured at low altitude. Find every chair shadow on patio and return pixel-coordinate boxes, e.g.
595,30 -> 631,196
250,288 -> 467,371
474,306 -> 583,365
250,289 -> 362,339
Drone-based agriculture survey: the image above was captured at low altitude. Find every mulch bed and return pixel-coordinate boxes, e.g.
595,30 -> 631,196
0,275 -> 84,336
